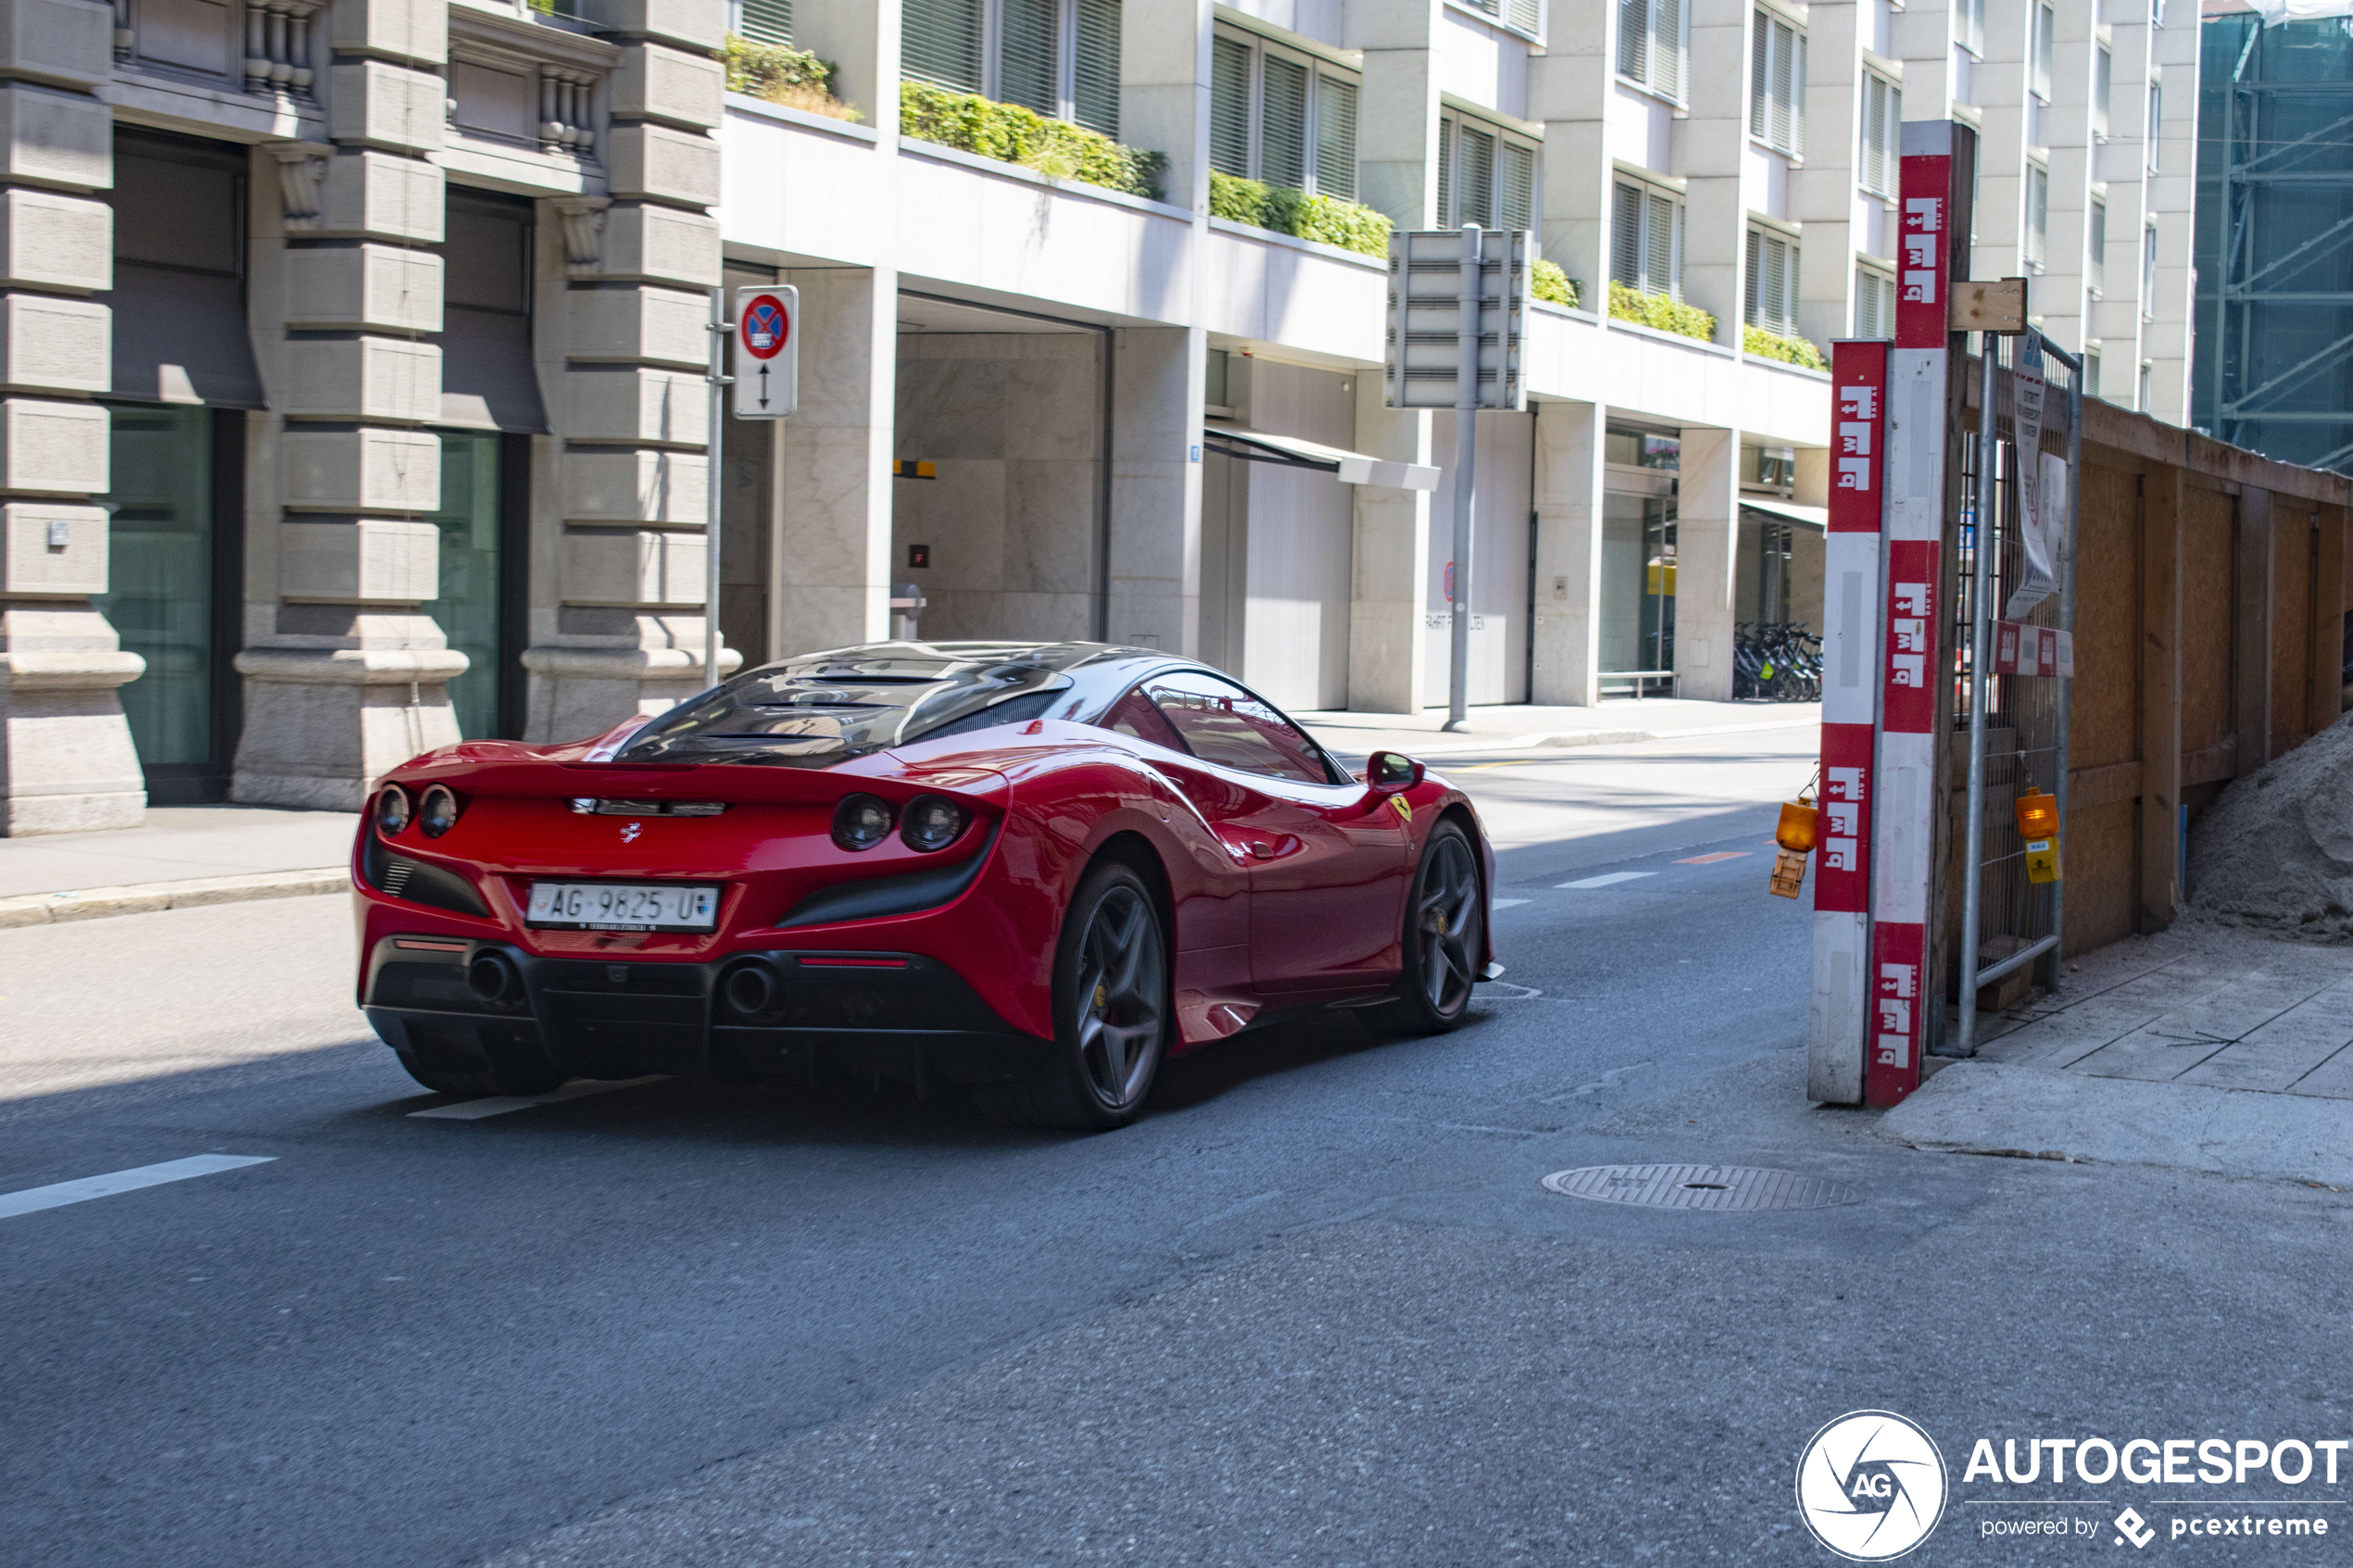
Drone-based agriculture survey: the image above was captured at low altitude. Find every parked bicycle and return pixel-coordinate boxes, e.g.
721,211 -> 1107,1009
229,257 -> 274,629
1733,622 -> 1822,702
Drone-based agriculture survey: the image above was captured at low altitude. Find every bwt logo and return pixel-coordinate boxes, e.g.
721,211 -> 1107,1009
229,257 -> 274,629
1797,1411 -> 1948,1561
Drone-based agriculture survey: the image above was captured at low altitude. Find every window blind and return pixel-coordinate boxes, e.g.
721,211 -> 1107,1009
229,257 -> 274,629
2087,199 -> 2107,293
1499,141 -> 1534,232
1074,0 -> 1121,137
1621,0 -> 1684,98
2095,46 -> 2111,134
1261,55 -> 1309,188
2032,2 -> 2054,101
1614,182 -> 1680,297
1860,74 -> 1899,195
1618,0 -> 1649,82
1438,121 -> 1453,230
1507,0 -> 1542,35
2024,166 -> 2048,268
1744,229 -> 1795,335
999,0 -> 1060,117
736,0 -> 789,46
1210,35 -> 1251,178
1750,14 -> 1803,154
1315,75 -> 1358,200
1455,122 -> 1495,227
1855,268 -> 1894,339
902,0 -> 984,94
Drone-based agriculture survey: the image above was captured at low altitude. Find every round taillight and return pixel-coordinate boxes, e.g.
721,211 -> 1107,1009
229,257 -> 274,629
832,794 -> 894,851
376,784 -> 412,837
900,795 -> 969,853
419,784 -> 462,839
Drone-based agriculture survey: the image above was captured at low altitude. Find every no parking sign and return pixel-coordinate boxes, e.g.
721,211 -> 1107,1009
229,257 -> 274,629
732,285 -> 797,418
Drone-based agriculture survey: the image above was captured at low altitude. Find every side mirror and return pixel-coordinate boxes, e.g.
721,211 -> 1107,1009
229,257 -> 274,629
1365,749 -> 1425,794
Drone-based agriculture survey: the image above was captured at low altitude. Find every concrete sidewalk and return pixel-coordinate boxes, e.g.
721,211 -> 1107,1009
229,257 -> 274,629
1296,697 -> 1820,760
1879,921 -> 2353,1185
0,806 -> 357,926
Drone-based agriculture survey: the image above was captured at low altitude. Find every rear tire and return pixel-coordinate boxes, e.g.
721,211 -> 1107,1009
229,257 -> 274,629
393,1044 -> 565,1099
971,859 -> 1171,1132
1392,821 -> 1484,1034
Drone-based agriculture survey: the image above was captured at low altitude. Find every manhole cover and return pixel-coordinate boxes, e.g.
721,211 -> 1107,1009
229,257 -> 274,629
1541,1164 -> 1863,1211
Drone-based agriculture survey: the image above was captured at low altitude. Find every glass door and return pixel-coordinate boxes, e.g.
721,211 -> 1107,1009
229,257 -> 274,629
423,433 -> 503,739
96,406 -> 217,771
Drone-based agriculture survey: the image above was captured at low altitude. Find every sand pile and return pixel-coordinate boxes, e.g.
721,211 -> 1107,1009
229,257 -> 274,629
2187,709 -> 2353,942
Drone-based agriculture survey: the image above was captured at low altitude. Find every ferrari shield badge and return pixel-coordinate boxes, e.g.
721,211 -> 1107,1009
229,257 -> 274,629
1390,797 -> 1413,823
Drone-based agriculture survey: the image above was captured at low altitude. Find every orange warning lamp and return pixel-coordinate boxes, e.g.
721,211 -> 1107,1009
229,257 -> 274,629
2015,787 -> 2061,885
1776,797 -> 1819,854
2013,788 -> 2059,840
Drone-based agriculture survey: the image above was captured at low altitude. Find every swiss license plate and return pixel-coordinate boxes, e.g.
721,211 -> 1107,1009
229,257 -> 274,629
525,882 -> 720,932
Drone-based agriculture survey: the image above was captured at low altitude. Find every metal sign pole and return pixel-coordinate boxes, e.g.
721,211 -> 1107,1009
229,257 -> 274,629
704,288 -> 732,692
1445,224 -> 1481,733
1956,334 -> 2000,1057
2047,344 -> 2084,995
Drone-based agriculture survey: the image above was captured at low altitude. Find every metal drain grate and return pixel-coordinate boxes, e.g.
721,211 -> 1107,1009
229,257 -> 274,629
1541,1164 -> 1863,1211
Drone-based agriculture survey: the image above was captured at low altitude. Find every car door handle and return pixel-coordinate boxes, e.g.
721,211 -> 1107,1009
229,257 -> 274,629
1246,840 -> 1274,859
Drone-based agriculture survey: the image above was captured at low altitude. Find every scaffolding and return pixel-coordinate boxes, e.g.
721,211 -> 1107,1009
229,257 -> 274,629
2196,11 -> 2353,471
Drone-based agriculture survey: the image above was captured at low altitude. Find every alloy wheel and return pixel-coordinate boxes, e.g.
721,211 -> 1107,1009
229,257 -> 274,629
1415,832 -> 1481,1016
1074,884 -> 1166,1109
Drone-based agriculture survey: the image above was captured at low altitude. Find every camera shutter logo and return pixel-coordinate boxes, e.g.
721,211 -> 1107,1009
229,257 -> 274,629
1795,1411 -> 1947,1560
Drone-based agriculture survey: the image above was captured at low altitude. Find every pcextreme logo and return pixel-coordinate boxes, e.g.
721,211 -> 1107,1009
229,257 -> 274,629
1797,1411 -> 1950,1561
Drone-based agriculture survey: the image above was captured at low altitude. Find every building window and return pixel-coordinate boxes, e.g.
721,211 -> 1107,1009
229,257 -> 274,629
1744,226 -> 1798,336
1860,72 -> 1900,196
2024,164 -> 2048,269
2087,198 -> 2107,294
1749,9 -> 1806,157
2095,45 -> 2110,138
2138,359 -> 2152,411
2031,1 -> 2054,102
1439,112 -> 1538,231
1461,0 -> 1544,42
2146,81 -> 2162,170
1617,0 -> 1687,102
1952,0 -> 1985,57
1855,265 -> 1895,338
1613,180 -> 1683,298
2143,224 -> 2158,317
903,0 -> 1125,139
1208,27 -> 1360,199
730,0 -> 789,45
2085,344 -> 2102,400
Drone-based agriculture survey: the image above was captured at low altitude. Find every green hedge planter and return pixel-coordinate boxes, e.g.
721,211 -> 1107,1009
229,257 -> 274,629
1608,282 -> 1718,344
1206,170 -> 1393,257
1741,324 -> 1830,370
901,82 -> 1166,200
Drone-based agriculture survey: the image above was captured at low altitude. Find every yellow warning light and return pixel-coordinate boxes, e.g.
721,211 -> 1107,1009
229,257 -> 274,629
2024,839 -> 2061,884
2013,788 -> 2059,840
1776,797 -> 1819,854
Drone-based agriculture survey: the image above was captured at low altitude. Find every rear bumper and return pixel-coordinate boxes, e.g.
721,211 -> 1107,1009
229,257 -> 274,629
363,935 -> 1051,1086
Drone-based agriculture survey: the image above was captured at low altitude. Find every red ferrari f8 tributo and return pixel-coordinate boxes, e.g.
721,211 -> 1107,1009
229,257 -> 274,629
354,642 -> 1496,1128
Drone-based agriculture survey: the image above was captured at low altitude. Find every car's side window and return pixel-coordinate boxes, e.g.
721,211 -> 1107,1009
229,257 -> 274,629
1143,672 -> 1335,785
1100,684 -> 1189,752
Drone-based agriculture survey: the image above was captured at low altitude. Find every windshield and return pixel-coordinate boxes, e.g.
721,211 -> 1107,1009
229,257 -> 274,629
613,642 -> 1102,768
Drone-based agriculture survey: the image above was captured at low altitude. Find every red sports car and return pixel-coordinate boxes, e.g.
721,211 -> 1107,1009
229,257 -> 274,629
355,642 -> 1497,1129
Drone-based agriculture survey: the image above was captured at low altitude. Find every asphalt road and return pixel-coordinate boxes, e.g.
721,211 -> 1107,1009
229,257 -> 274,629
5,721 -> 2348,1567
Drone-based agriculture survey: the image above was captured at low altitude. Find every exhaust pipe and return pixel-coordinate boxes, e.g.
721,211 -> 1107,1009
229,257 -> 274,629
721,959 -> 781,1021
466,950 -> 523,1007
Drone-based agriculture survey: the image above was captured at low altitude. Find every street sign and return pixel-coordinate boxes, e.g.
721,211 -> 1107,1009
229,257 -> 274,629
1382,229 -> 1529,411
732,285 -> 797,419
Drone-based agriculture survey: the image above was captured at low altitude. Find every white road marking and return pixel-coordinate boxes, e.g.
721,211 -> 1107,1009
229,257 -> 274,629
1492,897 -> 1531,909
1557,872 -> 1657,889
0,1154 -> 275,1220
407,1075 -> 668,1121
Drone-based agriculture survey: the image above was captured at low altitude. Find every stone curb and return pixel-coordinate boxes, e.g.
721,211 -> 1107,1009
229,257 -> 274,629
0,869 -> 348,930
